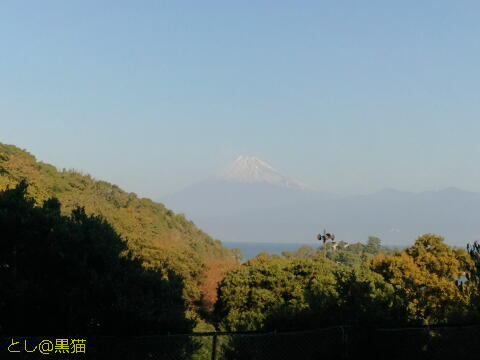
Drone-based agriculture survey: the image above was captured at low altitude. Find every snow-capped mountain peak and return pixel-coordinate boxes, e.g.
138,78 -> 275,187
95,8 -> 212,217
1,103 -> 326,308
217,155 -> 309,190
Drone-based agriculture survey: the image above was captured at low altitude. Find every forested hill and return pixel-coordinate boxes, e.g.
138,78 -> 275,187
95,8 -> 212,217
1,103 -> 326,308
0,143 -> 239,310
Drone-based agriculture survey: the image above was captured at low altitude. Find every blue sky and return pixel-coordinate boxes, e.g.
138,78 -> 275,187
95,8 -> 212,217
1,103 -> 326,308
1,1 -> 480,198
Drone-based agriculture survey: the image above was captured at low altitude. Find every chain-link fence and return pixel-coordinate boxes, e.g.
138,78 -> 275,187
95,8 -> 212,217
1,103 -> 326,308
3,325 -> 480,360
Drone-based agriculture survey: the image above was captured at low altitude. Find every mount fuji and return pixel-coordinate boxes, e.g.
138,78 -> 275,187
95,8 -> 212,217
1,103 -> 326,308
162,156 -> 327,242
162,156 -> 480,247
216,155 -> 310,190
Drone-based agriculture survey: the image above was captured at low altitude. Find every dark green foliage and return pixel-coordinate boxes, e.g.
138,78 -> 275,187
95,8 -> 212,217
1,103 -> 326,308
332,266 -> 408,327
366,236 -> 382,254
0,143 -> 239,311
281,237 -> 395,268
215,235 -> 480,359
0,182 -> 192,338
467,241 -> 480,318
215,254 -> 341,332
215,253 -> 409,360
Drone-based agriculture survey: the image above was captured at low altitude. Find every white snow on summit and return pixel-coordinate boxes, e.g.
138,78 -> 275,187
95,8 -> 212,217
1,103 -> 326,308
217,156 -> 309,190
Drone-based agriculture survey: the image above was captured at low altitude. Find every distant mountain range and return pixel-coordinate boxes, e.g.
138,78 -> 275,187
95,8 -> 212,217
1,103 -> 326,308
163,156 -> 480,247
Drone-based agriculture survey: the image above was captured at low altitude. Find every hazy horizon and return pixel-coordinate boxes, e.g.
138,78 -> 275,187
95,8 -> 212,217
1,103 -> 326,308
2,144 -> 480,200
162,154 -> 480,200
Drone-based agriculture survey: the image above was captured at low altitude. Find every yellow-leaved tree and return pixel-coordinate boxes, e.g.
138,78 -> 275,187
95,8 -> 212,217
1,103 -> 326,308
370,234 -> 473,324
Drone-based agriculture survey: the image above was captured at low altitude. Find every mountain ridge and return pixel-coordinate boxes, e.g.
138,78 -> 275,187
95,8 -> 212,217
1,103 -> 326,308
164,157 -> 480,247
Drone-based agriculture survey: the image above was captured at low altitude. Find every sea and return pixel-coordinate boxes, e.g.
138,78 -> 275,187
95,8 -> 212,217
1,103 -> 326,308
222,241 -> 321,262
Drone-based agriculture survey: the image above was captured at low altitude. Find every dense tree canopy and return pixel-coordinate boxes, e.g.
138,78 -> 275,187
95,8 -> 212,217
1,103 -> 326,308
0,143 -> 239,312
0,181 -> 192,336
215,255 -> 340,331
214,235 -> 480,359
370,234 -> 473,324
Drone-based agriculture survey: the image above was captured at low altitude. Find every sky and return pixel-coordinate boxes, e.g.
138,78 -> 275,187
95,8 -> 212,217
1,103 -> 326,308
1,1 -> 480,199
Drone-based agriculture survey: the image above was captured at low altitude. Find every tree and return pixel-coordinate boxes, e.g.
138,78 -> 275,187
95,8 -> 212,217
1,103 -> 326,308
366,236 -> 382,254
0,182 -> 193,340
370,234 -> 472,324
466,241 -> 480,319
214,255 -> 340,332
0,143 -> 240,315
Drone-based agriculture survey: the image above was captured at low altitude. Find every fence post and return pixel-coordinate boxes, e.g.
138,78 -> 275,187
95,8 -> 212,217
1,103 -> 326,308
341,326 -> 348,359
211,333 -> 218,360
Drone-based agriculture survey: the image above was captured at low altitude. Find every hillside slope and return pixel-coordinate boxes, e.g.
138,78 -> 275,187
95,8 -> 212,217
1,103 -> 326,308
0,143 -> 239,309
